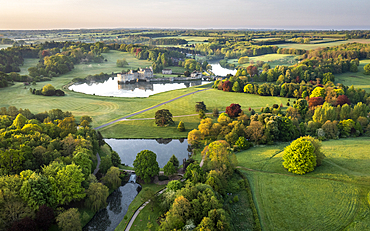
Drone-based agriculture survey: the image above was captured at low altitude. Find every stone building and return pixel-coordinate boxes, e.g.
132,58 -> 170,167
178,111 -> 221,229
162,69 -> 172,75
117,67 -> 153,83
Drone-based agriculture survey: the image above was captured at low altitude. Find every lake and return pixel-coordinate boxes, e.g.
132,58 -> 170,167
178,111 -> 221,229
104,138 -> 191,167
209,62 -> 237,76
69,77 -> 210,97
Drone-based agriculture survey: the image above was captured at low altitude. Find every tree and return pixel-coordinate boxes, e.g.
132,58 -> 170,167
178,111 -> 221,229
35,205 -> 54,231
309,97 -> 324,108
72,150 -> 92,182
222,80 -> 232,92
283,136 -> 319,174
235,136 -> 252,150
364,63 -> 370,75
9,217 -> 38,231
12,113 -> 27,129
177,121 -> 185,132
41,84 -> 56,96
46,163 -> 86,205
133,150 -> 160,183
56,208 -> 81,231
99,155 -> 113,175
310,87 -> 325,98
101,166 -> 121,190
0,149 -> 24,174
155,109 -> 174,127
116,58 -> 128,67
232,81 -> 241,92
202,140 -> 237,176
246,121 -> 264,144
85,183 -> 109,212
336,95 -> 351,106
169,155 -> 179,169
322,72 -> 335,84
79,115 -> 92,126
212,108 -> 219,118
225,103 -> 241,118
58,116 -> 77,138
187,129 -> 201,146
195,101 -> 207,112
164,161 -> 177,177
350,63 -> 358,72
167,180 -> 181,191
111,151 -> 121,167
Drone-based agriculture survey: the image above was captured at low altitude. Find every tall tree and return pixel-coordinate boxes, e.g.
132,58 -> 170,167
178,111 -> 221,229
133,150 -> 159,183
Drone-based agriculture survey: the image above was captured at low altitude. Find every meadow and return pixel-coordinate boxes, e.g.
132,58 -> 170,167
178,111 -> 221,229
275,39 -> 370,50
236,137 -> 370,230
335,59 -> 370,92
228,54 -> 299,68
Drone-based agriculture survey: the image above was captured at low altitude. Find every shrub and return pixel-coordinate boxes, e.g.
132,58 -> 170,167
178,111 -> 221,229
155,109 -> 174,127
364,63 -> 370,75
336,95 -> 350,106
177,121 -> 185,132
195,101 -> 207,112
309,97 -> 324,108
283,136 -> 320,174
212,108 -> 219,118
225,103 -> 241,118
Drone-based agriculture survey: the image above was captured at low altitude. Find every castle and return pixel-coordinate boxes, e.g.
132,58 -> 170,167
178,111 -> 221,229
117,67 -> 153,83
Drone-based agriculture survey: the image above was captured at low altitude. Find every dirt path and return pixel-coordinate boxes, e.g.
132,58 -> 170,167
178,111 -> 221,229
93,152 -> 101,175
94,88 -> 210,130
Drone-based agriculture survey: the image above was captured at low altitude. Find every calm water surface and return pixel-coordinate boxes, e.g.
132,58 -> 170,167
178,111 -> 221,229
209,63 -> 237,76
83,183 -> 141,231
69,77 -> 210,97
104,138 -> 191,167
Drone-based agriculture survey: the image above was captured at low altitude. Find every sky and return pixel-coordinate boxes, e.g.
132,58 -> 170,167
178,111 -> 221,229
1,0 -> 370,30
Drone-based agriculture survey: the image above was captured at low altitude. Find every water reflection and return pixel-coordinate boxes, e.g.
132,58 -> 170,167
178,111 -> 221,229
209,63 -> 237,76
104,139 -> 191,168
83,183 -> 140,231
69,76 -> 210,98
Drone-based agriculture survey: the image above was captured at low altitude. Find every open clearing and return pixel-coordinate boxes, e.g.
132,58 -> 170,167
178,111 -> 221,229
335,59 -> 370,92
237,137 -> 370,231
228,54 -> 299,68
275,39 -> 370,50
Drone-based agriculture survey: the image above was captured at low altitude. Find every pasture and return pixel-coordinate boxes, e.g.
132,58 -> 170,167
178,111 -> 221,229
228,54 -> 299,68
335,59 -> 370,92
236,137 -> 370,230
275,39 -> 370,50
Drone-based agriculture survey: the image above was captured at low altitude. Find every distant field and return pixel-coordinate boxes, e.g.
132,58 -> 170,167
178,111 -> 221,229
0,44 -> 12,49
18,58 -> 39,75
128,88 -> 290,119
237,137 -> 370,230
0,50 -> 211,127
151,36 -> 210,43
335,59 -> 370,92
276,39 -> 370,50
228,54 -> 299,68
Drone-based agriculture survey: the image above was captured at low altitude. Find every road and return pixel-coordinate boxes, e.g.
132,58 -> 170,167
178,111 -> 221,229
94,88 -> 210,130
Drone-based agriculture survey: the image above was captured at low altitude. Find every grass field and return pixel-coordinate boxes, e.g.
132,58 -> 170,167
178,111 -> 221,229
276,39 -> 370,50
228,54 -> 299,68
115,184 -> 165,231
128,89 -> 290,119
236,137 -> 370,230
0,51 -> 213,127
0,44 -> 12,49
100,115 -> 203,139
99,89 -> 289,138
335,59 -> 370,92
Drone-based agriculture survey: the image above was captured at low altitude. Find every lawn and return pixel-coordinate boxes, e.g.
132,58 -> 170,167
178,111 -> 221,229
228,54 -> 299,68
0,51 -> 212,127
100,115 -> 204,139
115,183 -> 166,231
275,39 -> 370,50
335,59 -> 370,92
128,89 -> 290,119
236,137 -> 370,230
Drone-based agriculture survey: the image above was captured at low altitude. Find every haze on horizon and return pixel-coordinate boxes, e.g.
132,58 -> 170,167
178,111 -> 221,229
1,0 -> 369,30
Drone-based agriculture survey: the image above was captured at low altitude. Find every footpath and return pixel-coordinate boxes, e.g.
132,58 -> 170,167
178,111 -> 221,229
94,88 -> 210,130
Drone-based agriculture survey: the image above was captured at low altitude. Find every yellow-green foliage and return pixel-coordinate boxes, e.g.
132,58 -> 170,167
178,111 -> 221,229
283,137 -> 317,174
238,56 -> 249,64
310,87 -> 325,98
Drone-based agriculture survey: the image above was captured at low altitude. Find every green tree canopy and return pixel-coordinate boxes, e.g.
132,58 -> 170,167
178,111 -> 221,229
41,84 -> 56,96
133,150 -> 160,183
283,136 -> 321,174
85,183 -> 109,212
155,109 -> 174,127
56,208 -> 81,231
